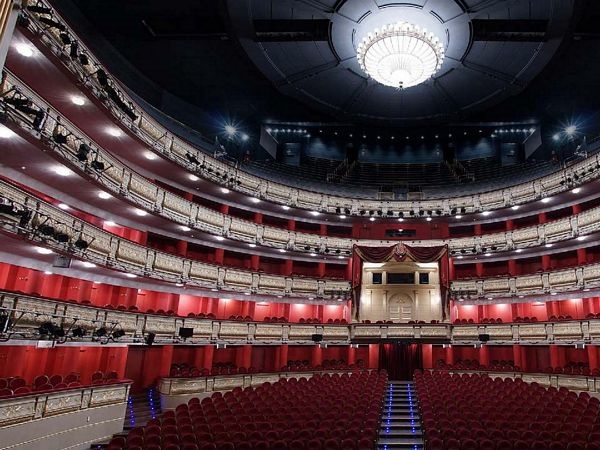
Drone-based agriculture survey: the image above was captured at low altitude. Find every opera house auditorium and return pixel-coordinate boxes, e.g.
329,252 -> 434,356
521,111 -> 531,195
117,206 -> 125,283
1,0 -> 600,449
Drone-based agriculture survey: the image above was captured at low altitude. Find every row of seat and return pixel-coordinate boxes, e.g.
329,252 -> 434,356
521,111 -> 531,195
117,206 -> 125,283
108,371 -> 386,450
433,360 -> 600,376
416,370 -> 600,450
0,370 -> 120,398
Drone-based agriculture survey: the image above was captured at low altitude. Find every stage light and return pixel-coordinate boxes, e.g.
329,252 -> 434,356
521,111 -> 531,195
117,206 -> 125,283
309,211 -> 320,216
455,215 -> 462,219
552,133 -> 561,141
39,224 -> 55,235
90,160 -> 105,171
94,327 -> 107,337
112,329 -> 126,339
76,143 -> 91,161
426,217 -> 432,222
72,327 -> 86,338
74,238 -> 89,249
241,133 -> 249,141
225,125 -> 237,136
565,125 -> 577,136
185,152 -> 200,164
125,273 -> 137,278
15,43 -> 34,57
145,332 -> 156,346
250,197 -> 261,203
104,220 -> 116,227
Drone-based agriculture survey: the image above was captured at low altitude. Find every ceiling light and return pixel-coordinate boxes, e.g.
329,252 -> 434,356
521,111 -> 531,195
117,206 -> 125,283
125,273 -> 137,278
565,125 -> 577,136
188,174 -> 199,181
144,151 -> 157,160
337,255 -> 345,259
57,203 -> 70,210
577,236 -> 586,241
15,43 -> 34,57
98,191 -> 111,199
211,288 -> 218,292
552,133 -> 561,141
224,125 -> 237,136
106,127 -> 122,137
53,165 -> 72,176
309,211 -> 320,216
220,187 -> 230,194
248,243 -> 256,248
545,243 -> 553,248
82,262 -> 96,268
426,217 -> 432,222
398,218 -> 404,222
310,253 -> 317,257
511,205 -> 520,211
455,215 -> 462,219
456,255 -> 463,260
244,292 -> 250,296
357,22 -> 444,88
250,197 -> 261,203
180,226 -> 191,232
282,205 -> 290,210
481,211 -> 491,216
572,187 -> 581,194
44,271 -> 53,275
133,208 -> 147,216
541,197 -> 551,203
484,252 -> 491,257
35,247 -> 53,255
104,221 -> 117,227
175,283 -> 184,287
369,217 -> 375,222
278,249 -> 286,253
70,95 -> 85,106
215,236 -> 225,241
515,249 -> 523,253
0,124 -> 15,139
550,292 -> 557,296
241,133 -> 249,141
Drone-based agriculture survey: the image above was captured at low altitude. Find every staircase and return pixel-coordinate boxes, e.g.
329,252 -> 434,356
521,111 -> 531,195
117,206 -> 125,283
377,382 -> 424,449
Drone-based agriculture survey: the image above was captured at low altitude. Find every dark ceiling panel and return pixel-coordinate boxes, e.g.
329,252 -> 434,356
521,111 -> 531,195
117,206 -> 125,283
253,19 -> 330,41
472,19 -> 548,42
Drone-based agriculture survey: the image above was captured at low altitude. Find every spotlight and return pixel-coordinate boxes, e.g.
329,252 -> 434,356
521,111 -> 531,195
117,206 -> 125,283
59,32 -> 71,45
38,224 -> 55,236
72,327 -> 86,338
38,16 -> 66,31
565,125 -> 577,136
69,41 -> 79,59
74,238 -> 89,250
90,160 -> 105,171
76,143 -> 91,161
224,125 -> 237,137
145,332 -> 156,346
94,327 -> 107,337
78,53 -> 89,65
54,232 -> 70,243
185,152 -> 200,164
27,5 -> 52,14
112,329 -> 126,339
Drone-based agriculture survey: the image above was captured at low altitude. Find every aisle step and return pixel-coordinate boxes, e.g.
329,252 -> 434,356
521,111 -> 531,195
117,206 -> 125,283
377,382 -> 424,449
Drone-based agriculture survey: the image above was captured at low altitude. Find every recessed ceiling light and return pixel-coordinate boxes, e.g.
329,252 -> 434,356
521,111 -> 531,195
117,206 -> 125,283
456,255 -> 463,259
220,187 -> 230,194
398,218 -> 404,222
0,124 -> 15,139
338,255 -> 345,259
82,262 -> 96,268
248,243 -> 256,248
57,203 -> 70,210
481,211 -> 491,216
133,208 -> 147,216
309,211 -> 320,216
180,226 -> 191,232
71,95 -> 85,106
339,214 -> 346,219
515,249 -> 523,253
15,43 -> 34,57
211,288 -> 218,292
572,187 -> 581,194
278,249 -> 286,253
426,217 -> 432,222
98,191 -> 111,199
369,217 -> 375,222
44,271 -> 53,275
550,292 -> 557,296
250,197 -> 261,203
310,253 -> 317,257
35,247 -> 53,255
104,220 -> 117,227
188,174 -> 199,181
577,236 -> 586,241
484,252 -> 491,257
53,165 -> 72,177
244,292 -> 251,296
215,236 -> 225,241
144,151 -> 157,160
541,197 -> 551,203
487,297 -> 493,300
175,283 -> 184,287
282,205 -> 290,210
455,215 -> 462,219
511,205 -> 520,211
106,127 -> 122,137
545,243 -> 553,248
125,273 -> 137,278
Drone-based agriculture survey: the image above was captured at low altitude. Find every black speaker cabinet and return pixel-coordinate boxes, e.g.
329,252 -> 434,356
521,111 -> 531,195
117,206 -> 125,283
311,334 -> 323,342
478,333 -> 490,342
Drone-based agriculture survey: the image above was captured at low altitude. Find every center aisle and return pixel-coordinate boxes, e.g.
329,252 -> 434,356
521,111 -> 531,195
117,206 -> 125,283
378,382 -> 424,449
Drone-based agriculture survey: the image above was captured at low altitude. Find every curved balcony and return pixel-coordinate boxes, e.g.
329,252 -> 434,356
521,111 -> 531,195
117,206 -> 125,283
0,178 -> 351,300
3,73 -> 600,264
14,2 -> 600,217
4,290 -> 600,346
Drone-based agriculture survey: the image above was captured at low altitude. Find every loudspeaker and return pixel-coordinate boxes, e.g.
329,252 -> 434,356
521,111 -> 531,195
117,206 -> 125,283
478,333 -> 490,342
145,332 -> 156,346
178,327 -> 193,339
52,255 -> 72,268
311,334 -> 323,343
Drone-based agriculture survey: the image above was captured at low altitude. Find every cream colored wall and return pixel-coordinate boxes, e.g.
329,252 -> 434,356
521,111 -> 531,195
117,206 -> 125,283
359,261 -> 442,322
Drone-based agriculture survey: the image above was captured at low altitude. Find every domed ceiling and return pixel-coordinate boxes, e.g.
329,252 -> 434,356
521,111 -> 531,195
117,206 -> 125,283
228,0 -> 573,124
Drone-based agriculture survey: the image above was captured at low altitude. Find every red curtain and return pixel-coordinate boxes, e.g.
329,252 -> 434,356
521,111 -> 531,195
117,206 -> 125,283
352,243 -> 450,320
379,343 -> 423,380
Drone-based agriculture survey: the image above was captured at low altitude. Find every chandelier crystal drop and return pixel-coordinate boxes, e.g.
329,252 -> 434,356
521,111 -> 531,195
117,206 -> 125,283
357,22 -> 445,89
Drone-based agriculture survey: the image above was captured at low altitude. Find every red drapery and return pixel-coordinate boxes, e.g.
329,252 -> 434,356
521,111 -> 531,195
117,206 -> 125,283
351,243 -> 450,320
379,343 -> 423,380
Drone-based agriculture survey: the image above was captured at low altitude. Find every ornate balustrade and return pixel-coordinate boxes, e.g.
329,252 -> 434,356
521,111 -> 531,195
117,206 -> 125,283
3,291 -> 600,345
3,74 -> 600,261
0,178 -> 351,299
432,369 -> 600,394
0,381 -> 131,450
16,1 -> 600,213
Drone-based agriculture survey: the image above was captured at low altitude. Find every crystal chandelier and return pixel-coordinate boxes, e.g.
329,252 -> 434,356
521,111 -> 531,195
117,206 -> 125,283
357,22 -> 445,89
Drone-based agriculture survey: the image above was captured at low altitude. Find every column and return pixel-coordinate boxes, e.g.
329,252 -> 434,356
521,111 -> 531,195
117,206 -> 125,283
587,345 -> 598,371
512,344 -> 523,369
541,255 -> 551,271
422,344 -> 433,369
479,345 -> 489,367
538,212 -> 547,224
347,346 -> 357,366
475,263 -> 484,277
236,345 -> 252,369
577,248 -> 587,265
368,344 -> 379,369
474,224 -> 482,236
444,345 -> 454,365
311,345 -> 323,367
202,345 -> 215,371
